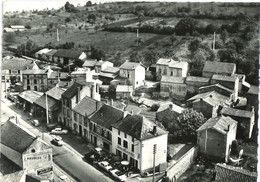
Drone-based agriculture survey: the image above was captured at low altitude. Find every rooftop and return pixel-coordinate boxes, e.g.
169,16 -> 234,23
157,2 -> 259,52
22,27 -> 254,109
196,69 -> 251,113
46,87 -> 66,101
62,81 -> 89,99
53,49 -> 85,59
72,96 -> 102,116
116,85 -> 133,92
156,58 -> 173,65
34,94 -> 59,111
197,116 -> 237,134
203,61 -> 236,75
186,76 -> 211,83
83,60 -> 98,67
248,85 -> 259,95
35,48 -> 51,55
43,49 -> 57,56
90,104 -> 124,130
169,61 -> 188,69
161,75 -> 186,84
22,69 -> 47,75
112,114 -> 168,140
221,107 -> 254,118
199,83 -> 233,93
119,61 -> 144,70
1,120 -> 37,154
99,72 -> 117,79
212,74 -> 238,82
102,67 -> 120,74
157,102 -> 185,113
18,90 -> 43,104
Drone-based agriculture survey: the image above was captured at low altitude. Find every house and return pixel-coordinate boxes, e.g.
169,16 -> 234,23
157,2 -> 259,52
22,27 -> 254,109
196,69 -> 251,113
89,104 -> 126,152
94,60 -> 113,73
156,103 -> 185,133
42,49 -> 57,62
22,70 -> 49,92
197,116 -> 237,162
220,107 -> 255,139
99,67 -> 119,85
233,74 -> 247,93
0,120 -> 53,180
82,59 -> 98,70
185,76 -> 211,94
215,163 -> 257,182
61,81 -> 101,128
34,87 -> 66,124
111,114 -> 168,174
117,61 -> 146,89
188,91 -> 232,118
199,83 -> 236,101
17,90 -> 43,115
156,58 -> 189,80
160,76 -> 187,99
47,71 -> 69,89
202,61 -> 236,78
2,56 -> 39,84
53,49 -> 87,66
72,96 -> 103,138
34,48 -> 51,60
116,85 -> 133,99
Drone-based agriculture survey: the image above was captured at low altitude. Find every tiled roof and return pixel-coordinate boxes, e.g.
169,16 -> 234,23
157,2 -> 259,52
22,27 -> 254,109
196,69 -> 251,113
72,96 -> 102,116
157,102 -> 185,113
212,74 -> 237,82
221,107 -> 254,118
215,163 -> 257,182
197,116 -> 237,134
22,69 -> 47,75
99,72 -> 117,79
119,61 -> 144,70
18,90 -> 43,104
53,49 -> 85,59
2,57 -> 35,70
156,58 -> 173,65
83,60 -> 98,67
161,76 -> 186,84
194,96 -> 230,107
3,170 -> 26,182
186,76 -> 210,83
199,84 -> 233,93
203,61 -> 236,75
43,49 -> 57,56
248,85 -> 259,95
34,94 -> 60,111
116,85 -> 133,92
62,81 -> 85,99
112,114 -> 168,140
46,87 -> 66,100
90,104 -> 124,129
169,61 -> 188,69
0,120 -> 37,154
102,67 -> 120,74
35,48 -> 51,55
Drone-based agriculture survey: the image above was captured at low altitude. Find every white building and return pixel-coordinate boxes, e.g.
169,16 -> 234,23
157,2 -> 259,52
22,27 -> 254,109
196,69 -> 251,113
111,114 -> 168,174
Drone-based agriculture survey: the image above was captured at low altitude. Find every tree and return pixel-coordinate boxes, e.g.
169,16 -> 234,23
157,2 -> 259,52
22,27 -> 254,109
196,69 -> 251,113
17,40 -> 39,56
241,25 -> 255,41
174,18 -> 197,36
220,29 -> 228,44
90,46 -> 105,60
188,39 -> 201,54
4,32 -> 16,43
170,34 -> 177,46
177,109 -> 206,138
65,17 -> 71,23
94,25 -> 99,32
151,104 -> 160,111
86,1 -> 92,7
88,14 -> 96,22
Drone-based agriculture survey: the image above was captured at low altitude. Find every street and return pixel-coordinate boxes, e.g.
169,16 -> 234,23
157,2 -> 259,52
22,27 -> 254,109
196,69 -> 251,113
1,97 -> 114,182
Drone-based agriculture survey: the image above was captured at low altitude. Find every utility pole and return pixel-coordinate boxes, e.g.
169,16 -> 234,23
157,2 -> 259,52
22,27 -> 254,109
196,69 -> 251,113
137,28 -> 139,46
153,144 -> 157,182
46,93 -> 49,125
25,42 -> 26,56
5,76 -> 7,98
57,28 -> 59,42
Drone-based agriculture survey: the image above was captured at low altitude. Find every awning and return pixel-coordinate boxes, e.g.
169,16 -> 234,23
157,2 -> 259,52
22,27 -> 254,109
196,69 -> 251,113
121,161 -> 129,166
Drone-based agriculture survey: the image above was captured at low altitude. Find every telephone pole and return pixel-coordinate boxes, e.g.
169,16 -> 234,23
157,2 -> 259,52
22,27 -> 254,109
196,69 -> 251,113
153,144 -> 157,182
213,32 -> 216,50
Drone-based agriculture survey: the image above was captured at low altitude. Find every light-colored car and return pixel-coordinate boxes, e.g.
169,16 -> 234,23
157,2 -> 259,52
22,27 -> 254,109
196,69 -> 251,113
31,119 -> 40,127
51,137 -> 64,146
97,161 -> 112,171
50,128 -> 68,135
110,169 -> 127,181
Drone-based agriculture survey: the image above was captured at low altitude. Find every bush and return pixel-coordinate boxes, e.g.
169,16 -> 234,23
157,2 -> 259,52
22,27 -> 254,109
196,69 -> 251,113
151,104 -> 160,111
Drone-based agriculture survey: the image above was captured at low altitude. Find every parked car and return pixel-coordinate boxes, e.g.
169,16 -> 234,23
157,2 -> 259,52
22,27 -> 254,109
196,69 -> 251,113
97,161 -> 112,172
50,128 -> 68,135
110,169 -> 127,181
51,136 -> 64,146
127,171 -> 140,178
47,123 -> 59,130
31,119 -> 40,127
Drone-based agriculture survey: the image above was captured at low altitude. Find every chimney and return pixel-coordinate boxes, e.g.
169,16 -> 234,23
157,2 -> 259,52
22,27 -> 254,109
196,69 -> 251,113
77,87 -> 81,102
209,95 -> 213,98
200,98 -> 203,101
169,104 -> 173,110
153,126 -> 157,135
227,125 -> 230,132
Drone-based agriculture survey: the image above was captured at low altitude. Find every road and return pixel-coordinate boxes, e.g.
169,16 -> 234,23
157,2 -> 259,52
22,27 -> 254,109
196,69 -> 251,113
1,99 -> 114,182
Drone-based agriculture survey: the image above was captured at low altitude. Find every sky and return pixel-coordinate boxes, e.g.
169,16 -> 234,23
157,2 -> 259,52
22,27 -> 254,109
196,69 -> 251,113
3,0 -> 259,13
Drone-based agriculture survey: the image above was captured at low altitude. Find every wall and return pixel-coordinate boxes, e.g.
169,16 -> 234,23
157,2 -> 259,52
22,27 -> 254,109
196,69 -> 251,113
160,82 -> 187,99
134,65 -> 145,88
225,123 -> 237,162
186,81 -> 209,94
0,144 -> 23,168
166,146 -> 198,182
22,74 -> 48,92
192,100 -> 214,119
215,163 -> 257,182
140,134 -> 168,174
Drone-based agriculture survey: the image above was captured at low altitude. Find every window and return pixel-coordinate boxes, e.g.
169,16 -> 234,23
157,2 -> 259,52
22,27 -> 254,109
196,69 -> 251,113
31,149 -> 36,153
118,130 -> 120,135
116,149 -> 122,157
101,128 -> 104,137
127,72 -> 130,78
63,108 -> 66,115
118,137 -> 121,145
124,133 -> 127,139
27,79 -> 30,84
132,137 -> 134,142
34,79 -> 37,84
132,144 -> 134,152
34,86 -> 37,91
123,140 -> 128,149
27,86 -> 30,90
123,153 -> 127,160
171,71 -> 173,76
74,112 -> 77,121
